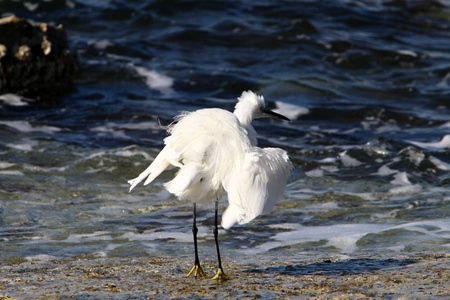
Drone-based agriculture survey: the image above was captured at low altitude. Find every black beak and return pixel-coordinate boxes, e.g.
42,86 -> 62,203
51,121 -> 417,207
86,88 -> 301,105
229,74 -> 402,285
263,109 -> 291,121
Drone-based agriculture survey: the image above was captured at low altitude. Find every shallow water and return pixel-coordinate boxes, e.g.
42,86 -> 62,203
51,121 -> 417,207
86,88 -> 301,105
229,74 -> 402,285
0,0 -> 449,264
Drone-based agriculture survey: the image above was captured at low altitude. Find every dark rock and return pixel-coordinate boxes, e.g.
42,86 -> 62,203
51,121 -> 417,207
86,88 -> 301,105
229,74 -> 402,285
0,15 -> 78,100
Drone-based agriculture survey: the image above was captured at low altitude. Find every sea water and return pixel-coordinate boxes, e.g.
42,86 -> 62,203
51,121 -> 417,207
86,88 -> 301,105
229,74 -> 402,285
0,0 -> 449,263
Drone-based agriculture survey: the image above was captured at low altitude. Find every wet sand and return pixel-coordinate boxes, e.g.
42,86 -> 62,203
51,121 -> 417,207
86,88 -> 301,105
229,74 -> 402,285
0,252 -> 448,299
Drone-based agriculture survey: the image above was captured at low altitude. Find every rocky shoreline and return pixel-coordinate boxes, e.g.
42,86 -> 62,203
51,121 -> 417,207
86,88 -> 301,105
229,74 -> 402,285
0,15 -> 77,100
0,252 -> 448,299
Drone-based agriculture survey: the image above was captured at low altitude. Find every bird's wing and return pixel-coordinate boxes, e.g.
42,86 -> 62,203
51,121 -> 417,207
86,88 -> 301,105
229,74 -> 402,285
128,108 -> 249,197
128,111 -> 216,192
127,134 -> 200,192
163,162 -> 203,196
127,146 -> 173,192
221,147 -> 293,229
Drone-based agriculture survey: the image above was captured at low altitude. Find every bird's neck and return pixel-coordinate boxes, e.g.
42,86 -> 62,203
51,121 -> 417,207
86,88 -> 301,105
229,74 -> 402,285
234,110 -> 258,146
233,109 -> 253,129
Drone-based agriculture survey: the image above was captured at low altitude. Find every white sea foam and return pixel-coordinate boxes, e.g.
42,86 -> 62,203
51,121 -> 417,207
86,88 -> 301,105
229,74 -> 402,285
396,50 -> 418,57
437,73 -> 450,88
65,231 -> 113,243
83,146 -> 153,161
117,121 -> 160,131
241,223 -> 389,255
0,120 -> 61,134
22,164 -> 67,173
7,143 -> 33,151
375,123 -> 400,133
408,135 -> 450,150
339,151 -> 363,167
0,94 -> 33,106
0,162 -> 15,169
268,223 -> 300,230
344,192 -> 377,201
305,168 -> 324,177
400,147 -> 425,166
361,116 -> 378,130
389,184 -> 422,195
318,157 -> 337,164
429,156 -> 450,171
88,39 -> 114,50
130,64 -> 174,95
90,124 -> 130,140
25,254 -> 58,262
306,202 -> 340,211
6,139 -> 38,151
388,171 -> 422,194
114,148 -> 153,160
91,251 -> 108,258
241,219 -> 450,255
395,219 -> 450,237
390,172 -> 411,186
122,230 -> 195,243
389,172 -> 422,195
0,170 -> 24,176
273,101 -> 309,120
376,164 -> 397,176
91,121 -> 161,140
327,236 -> 361,253
285,189 -> 325,201
321,165 -> 339,173
98,205 -> 133,216
23,2 -> 39,12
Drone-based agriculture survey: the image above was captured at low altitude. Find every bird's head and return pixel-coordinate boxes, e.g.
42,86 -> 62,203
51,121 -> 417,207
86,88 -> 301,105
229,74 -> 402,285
234,91 -> 290,124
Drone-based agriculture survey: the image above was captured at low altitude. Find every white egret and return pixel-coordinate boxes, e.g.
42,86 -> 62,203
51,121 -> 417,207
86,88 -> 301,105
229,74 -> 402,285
128,91 -> 293,280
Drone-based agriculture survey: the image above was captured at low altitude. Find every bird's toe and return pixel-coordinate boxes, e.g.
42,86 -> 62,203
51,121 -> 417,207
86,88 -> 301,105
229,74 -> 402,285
186,264 -> 208,278
211,268 -> 231,281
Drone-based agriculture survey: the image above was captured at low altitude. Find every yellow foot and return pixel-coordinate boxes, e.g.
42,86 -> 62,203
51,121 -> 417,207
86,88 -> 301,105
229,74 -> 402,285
186,264 -> 207,278
211,268 -> 231,281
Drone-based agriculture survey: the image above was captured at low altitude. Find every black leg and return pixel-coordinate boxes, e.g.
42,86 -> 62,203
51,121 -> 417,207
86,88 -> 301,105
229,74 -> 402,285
211,200 -> 230,280
192,203 -> 200,266
213,200 -> 223,270
187,203 -> 207,278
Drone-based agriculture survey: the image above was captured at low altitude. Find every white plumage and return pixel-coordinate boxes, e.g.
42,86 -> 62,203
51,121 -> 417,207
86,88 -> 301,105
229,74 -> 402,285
128,90 -> 293,230
222,147 -> 291,229
128,90 -> 292,280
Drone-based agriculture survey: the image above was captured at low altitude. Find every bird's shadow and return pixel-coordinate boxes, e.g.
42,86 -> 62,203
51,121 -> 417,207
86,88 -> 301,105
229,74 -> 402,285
244,258 -> 417,276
